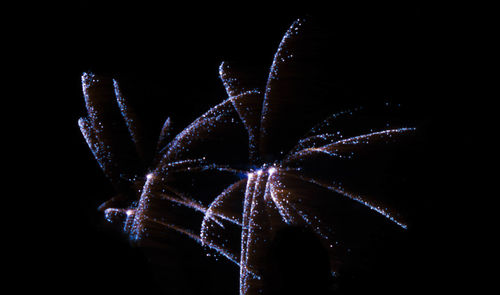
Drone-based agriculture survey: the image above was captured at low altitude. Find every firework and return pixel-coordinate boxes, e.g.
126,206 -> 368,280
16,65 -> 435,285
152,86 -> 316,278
79,18 -> 416,295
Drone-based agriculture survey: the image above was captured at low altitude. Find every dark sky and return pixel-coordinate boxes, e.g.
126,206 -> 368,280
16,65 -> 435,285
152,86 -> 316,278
14,2 -> 471,294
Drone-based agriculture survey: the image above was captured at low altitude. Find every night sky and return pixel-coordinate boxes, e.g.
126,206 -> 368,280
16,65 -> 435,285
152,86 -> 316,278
14,2 -> 471,294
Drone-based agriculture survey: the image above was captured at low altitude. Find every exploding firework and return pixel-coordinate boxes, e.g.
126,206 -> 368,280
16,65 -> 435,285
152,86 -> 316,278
79,18 -> 417,295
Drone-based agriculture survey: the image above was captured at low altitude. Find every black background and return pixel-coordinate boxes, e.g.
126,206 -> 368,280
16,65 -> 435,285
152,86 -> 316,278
12,2 -> 473,294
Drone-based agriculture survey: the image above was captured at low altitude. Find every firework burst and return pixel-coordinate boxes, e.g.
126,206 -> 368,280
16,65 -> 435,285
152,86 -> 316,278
79,18 -> 417,295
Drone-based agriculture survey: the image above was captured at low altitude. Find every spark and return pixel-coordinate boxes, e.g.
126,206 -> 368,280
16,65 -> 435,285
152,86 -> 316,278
268,167 -> 277,175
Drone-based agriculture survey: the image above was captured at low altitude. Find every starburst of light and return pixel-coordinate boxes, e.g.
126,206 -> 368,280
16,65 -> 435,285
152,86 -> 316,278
79,18 -> 417,295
